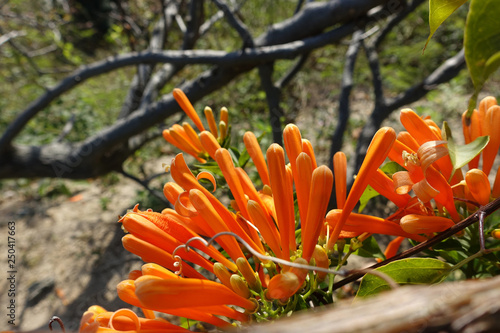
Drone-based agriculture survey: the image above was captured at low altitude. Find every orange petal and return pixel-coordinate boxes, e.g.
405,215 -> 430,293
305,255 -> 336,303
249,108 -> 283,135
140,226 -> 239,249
383,236 -> 406,260
243,131 -> 270,186
134,275 -> 257,310
266,258 -> 308,301
172,88 -> 205,131
370,169 -> 411,207
328,127 -> 396,249
333,152 -> 347,209
425,166 -> 460,221
199,130 -> 221,160
482,105 -> 500,176
397,131 -> 420,152
163,182 -> 184,206
465,168 -> 491,206
267,143 -> 296,259
302,139 -> 318,169
301,165 -> 333,261
171,124 -> 202,154
196,171 -> 217,192
204,106 -> 219,138
400,214 -> 455,234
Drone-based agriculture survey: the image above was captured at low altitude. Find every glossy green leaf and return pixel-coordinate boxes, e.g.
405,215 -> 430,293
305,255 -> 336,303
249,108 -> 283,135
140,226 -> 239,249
425,0 -> 468,50
465,0 -> 500,114
356,258 -> 451,297
442,121 -> 489,173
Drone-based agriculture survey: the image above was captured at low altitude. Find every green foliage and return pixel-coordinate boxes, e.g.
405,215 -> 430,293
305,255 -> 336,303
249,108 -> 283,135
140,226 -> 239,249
465,0 -> 500,112
425,0 -> 468,50
442,121 -> 489,174
356,258 -> 451,297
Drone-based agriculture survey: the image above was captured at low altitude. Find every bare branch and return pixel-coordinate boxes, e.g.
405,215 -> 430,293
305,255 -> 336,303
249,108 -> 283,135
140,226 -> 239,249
259,63 -> 283,145
211,0 -> 254,47
276,53 -> 309,89
328,31 -> 363,165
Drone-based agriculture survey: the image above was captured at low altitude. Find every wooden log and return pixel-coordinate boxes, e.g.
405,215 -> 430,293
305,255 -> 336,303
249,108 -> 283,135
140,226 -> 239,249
237,276 -> 500,333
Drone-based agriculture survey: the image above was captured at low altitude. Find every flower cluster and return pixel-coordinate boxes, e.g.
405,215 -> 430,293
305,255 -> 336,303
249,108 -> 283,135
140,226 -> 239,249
79,92 -> 500,332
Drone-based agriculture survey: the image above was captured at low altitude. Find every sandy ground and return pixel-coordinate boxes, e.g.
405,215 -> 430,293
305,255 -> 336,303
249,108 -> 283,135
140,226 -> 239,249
0,175 -> 149,331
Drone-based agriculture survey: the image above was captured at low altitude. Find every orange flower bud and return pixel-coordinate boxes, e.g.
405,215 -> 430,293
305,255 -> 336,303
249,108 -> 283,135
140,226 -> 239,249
400,214 -> 454,234
465,169 -> 491,206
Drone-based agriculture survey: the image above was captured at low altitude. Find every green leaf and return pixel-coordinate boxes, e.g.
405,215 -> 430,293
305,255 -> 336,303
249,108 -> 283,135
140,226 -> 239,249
353,236 -> 384,260
380,161 -> 406,176
356,258 -> 451,297
465,0 -> 500,114
358,185 -> 380,213
442,121 -> 489,173
425,0 -> 468,50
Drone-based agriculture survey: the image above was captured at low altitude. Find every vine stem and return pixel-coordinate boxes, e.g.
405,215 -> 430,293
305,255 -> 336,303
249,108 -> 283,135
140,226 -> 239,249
331,196 -> 500,290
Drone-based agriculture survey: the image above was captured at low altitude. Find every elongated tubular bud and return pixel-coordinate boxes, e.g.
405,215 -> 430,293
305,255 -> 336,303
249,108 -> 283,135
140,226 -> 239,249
121,234 -> 206,279
400,214 -> 455,234
173,88 -> 205,131
214,262 -> 234,290
163,130 -> 205,162
204,106 -> 219,138
267,144 -> 296,259
121,213 -> 214,272
302,139 -> 317,169
215,149 -> 264,252
117,279 -> 230,327
266,258 -> 308,301
219,121 -> 228,142
296,152 -> 313,227
333,152 -> 347,209
134,275 -> 257,310
493,167 -> 500,199
479,96 -> 497,134
326,210 -> 426,242
170,154 -> 264,257
302,166 -> 333,261
243,131 -> 270,186
220,107 -> 229,128
199,130 -> 221,160
462,109 -> 481,169
230,275 -> 251,298
465,168 -> 491,206
247,200 -> 283,259
482,105 -> 500,176
328,127 -> 396,250
383,236 -> 405,260
182,122 -> 204,152
236,257 -> 260,291
188,189 -> 246,261
312,245 -> 329,281
172,124 -> 202,154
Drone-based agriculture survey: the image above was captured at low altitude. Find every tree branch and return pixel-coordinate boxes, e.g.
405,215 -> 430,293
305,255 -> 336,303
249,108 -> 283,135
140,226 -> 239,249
331,195 -> 500,290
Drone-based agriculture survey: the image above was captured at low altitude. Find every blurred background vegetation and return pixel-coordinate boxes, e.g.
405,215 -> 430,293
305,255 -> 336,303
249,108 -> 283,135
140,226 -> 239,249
0,0 -> 498,208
